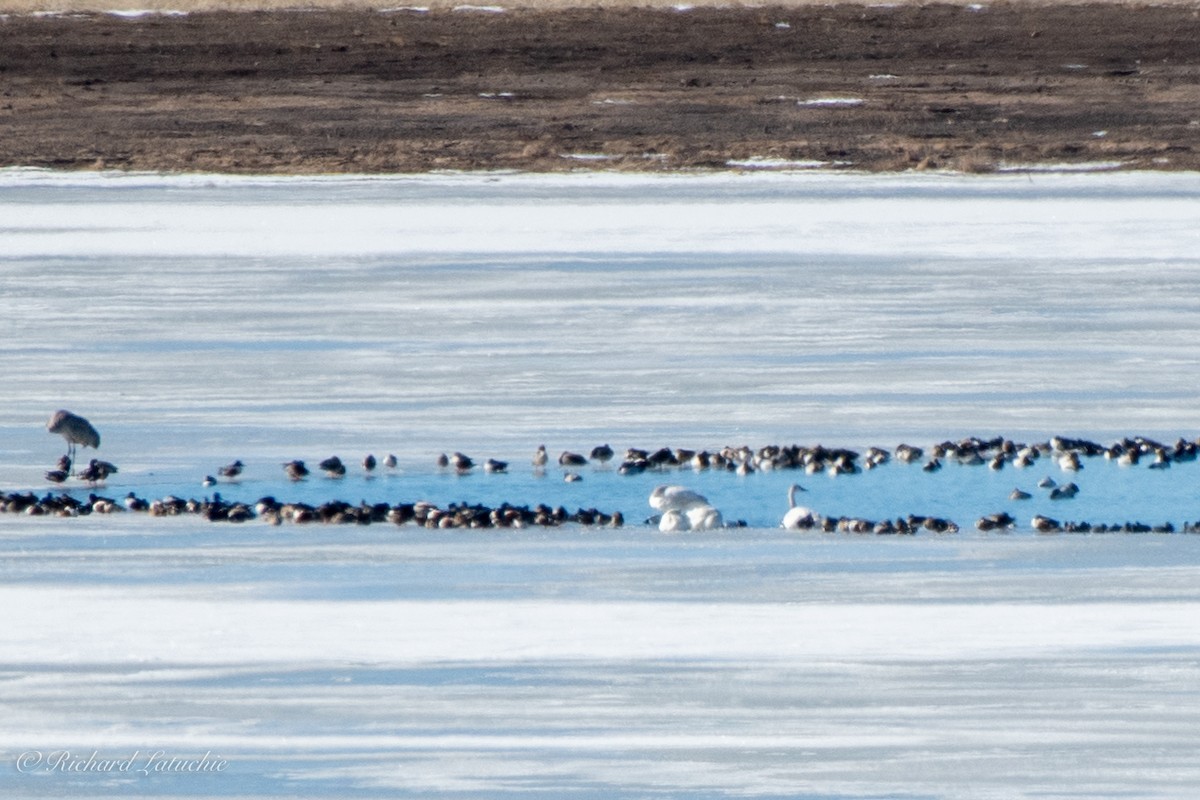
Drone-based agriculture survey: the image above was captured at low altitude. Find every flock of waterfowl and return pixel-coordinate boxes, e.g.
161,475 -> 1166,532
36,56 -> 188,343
0,489 -> 625,529
19,409 -> 1200,533
635,434 -> 1200,533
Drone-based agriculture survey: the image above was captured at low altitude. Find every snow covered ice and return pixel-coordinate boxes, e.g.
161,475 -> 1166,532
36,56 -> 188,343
2,168 -> 1200,798
4,168 -> 1200,456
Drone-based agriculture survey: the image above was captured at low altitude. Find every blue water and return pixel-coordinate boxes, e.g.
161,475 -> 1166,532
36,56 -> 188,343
16,442 -> 1199,532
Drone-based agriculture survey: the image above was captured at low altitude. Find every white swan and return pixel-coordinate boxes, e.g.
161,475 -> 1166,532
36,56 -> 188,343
648,484 -> 710,512
781,483 -> 815,530
658,508 -> 690,533
650,485 -> 724,531
686,504 -> 724,531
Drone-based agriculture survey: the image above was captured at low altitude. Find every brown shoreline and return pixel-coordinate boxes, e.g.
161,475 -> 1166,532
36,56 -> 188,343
2,3 -> 1199,174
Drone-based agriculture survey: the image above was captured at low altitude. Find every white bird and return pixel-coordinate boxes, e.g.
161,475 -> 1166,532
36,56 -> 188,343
648,484 -> 709,512
1057,451 -> 1082,472
781,483 -> 816,530
658,508 -> 690,533
686,504 -> 724,530
649,485 -> 723,531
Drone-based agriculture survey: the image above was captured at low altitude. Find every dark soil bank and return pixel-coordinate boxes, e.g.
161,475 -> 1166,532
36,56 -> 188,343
2,3 -> 1200,173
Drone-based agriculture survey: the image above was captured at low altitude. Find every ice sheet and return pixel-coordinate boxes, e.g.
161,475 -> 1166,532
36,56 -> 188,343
2,520 -> 1200,798
2,169 -> 1199,466
3,170 -> 1200,798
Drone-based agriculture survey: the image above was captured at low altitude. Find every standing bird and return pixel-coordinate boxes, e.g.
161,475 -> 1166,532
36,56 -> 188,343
532,445 -> 548,469
590,444 -> 614,464
47,454 -> 73,483
78,458 -> 118,485
47,410 -> 100,462
362,454 -> 377,472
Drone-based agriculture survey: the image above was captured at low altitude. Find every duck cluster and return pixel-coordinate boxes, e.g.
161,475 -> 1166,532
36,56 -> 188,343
0,490 -> 623,529
1030,515 -> 1186,534
885,434 -> 1197,473
615,444 -> 868,476
1,490 -> 255,521
43,454 -> 120,486
806,510 -> 1200,536
254,498 -> 623,529
786,511 -> 960,535
587,434 -> 1200,477
184,433 -> 1200,492
277,454 -> 397,482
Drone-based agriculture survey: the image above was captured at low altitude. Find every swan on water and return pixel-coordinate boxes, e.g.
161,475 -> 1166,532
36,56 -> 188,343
781,483 -> 816,530
649,485 -> 724,531
686,504 -> 724,530
648,484 -> 710,512
658,508 -> 690,533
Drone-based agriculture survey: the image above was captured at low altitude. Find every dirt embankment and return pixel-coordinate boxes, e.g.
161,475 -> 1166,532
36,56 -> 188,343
2,4 -> 1199,174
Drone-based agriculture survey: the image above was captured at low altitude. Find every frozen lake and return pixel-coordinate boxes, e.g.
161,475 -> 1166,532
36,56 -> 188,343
3,168 -> 1200,458
2,168 -> 1200,798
